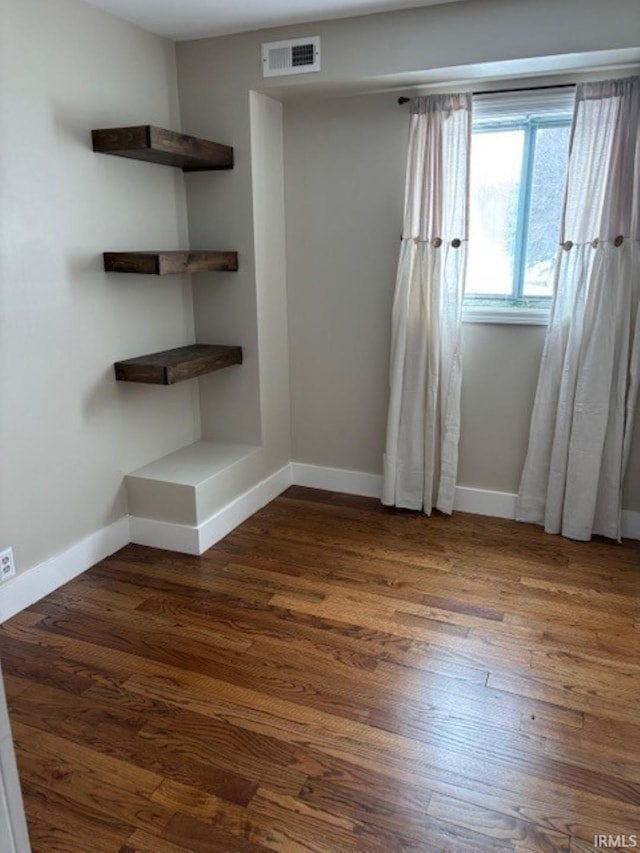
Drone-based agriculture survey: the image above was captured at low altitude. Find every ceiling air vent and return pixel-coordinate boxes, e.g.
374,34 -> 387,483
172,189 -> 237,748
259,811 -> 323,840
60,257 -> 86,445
262,36 -> 320,77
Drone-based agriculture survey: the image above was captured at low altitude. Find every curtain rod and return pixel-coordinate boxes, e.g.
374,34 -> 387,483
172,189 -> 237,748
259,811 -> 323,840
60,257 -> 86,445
397,82 -> 576,104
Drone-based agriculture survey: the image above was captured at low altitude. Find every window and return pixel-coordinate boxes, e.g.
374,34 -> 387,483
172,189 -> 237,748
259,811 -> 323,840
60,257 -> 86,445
464,89 -> 574,324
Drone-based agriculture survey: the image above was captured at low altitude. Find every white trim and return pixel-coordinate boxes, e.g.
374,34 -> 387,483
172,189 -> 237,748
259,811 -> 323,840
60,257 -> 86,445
197,463 -> 292,552
291,464 -> 640,541
129,517 -> 201,555
291,462 -> 383,498
290,463 -> 520,518
453,485 -> 517,518
129,463 -> 293,555
0,672 -> 30,852
463,306 -> 550,325
622,510 -> 640,540
0,517 -> 130,625
4,468 -> 637,625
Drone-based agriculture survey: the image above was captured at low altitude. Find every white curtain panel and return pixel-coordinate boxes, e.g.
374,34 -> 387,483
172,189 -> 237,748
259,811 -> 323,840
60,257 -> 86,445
516,76 -> 640,541
382,94 -> 471,513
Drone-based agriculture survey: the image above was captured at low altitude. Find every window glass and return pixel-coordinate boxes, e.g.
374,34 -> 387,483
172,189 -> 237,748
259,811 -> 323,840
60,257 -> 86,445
522,123 -> 571,298
464,110 -> 572,310
466,128 -> 523,297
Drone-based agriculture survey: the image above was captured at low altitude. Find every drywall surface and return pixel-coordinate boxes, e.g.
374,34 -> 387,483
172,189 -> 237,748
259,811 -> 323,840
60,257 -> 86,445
0,0 -> 200,571
283,91 -> 640,510
177,0 -> 640,512
625,419 -> 640,511
179,0 -> 640,101
284,93 -> 403,475
283,93 -> 544,494
176,49 -> 292,490
458,324 -> 546,493
249,93 -> 292,464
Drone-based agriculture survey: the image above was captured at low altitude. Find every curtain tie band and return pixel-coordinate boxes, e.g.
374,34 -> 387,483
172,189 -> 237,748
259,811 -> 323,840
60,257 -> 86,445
404,237 -> 467,247
561,235 -> 628,250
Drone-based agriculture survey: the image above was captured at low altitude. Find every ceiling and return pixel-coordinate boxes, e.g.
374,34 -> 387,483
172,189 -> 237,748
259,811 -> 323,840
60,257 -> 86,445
79,0 -> 463,41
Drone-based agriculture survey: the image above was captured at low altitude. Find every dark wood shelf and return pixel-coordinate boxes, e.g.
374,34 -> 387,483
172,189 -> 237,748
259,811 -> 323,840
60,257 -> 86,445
92,125 -> 233,171
114,344 -> 242,385
104,251 -> 238,275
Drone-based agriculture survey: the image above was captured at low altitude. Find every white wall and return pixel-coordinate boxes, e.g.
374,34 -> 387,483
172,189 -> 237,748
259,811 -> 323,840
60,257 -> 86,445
283,94 -> 544,489
2,0 -> 638,580
0,0 -> 201,572
250,93 -> 291,465
176,44 -> 293,492
284,90 -> 640,510
176,0 -> 640,100
177,0 -> 640,512
284,93 -> 403,474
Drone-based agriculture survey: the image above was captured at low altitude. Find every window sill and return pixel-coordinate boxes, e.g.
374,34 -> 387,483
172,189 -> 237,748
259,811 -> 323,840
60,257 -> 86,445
463,306 -> 550,326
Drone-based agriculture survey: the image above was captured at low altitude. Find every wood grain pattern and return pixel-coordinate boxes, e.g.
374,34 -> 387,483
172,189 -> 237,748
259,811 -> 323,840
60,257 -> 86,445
92,126 -> 233,171
114,344 -> 242,384
103,252 -> 239,275
1,486 -> 639,852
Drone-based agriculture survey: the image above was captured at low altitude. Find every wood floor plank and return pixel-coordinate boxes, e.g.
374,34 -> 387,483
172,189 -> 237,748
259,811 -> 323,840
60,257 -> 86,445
427,791 -> 571,852
120,829 -> 200,853
488,669 -> 640,722
54,709 -> 259,806
138,584 -> 507,681
150,777 -> 248,827
161,812 -> 273,853
11,719 -> 164,794
31,596 -> 253,657
2,673 -> 31,701
22,783 -> 135,852
0,634 -> 101,695
137,722 -> 307,797
1,486 -> 638,852
244,788 -> 393,853
91,557 -> 275,605
125,668 -> 637,811
14,740 -> 172,837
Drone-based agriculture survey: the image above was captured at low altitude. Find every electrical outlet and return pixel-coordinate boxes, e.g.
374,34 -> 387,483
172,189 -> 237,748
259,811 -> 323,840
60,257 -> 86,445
0,547 -> 16,583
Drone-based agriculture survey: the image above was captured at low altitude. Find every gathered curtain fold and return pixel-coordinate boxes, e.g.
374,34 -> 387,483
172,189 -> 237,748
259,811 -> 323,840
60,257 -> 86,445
382,93 -> 471,514
516,76 -> 640,541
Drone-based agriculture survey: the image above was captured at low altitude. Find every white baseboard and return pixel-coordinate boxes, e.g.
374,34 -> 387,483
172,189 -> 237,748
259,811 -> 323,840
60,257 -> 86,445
0,517 -> 130,624
453,485 -> 517,519
129,517 -> 201,555
291,463 -> 383,498
5,465 -> 638,625
290,463 -> 520,520
291,464 -> 640,541
197,463 -> 292,553
0,466 -> 293,622
129,463 -> 293,555
116,469 -> 640,561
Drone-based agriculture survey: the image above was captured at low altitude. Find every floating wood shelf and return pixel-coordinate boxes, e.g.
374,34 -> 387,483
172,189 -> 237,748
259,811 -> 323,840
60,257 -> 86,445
104,251 -> 238,275
92,125 -> 233,171
114,344 -> 242,385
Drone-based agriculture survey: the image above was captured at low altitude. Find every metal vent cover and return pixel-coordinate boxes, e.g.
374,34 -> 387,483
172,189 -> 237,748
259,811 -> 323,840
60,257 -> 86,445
262,36 -> 320,77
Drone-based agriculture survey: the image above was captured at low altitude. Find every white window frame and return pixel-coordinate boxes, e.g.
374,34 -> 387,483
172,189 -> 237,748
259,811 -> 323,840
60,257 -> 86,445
463,304 -> 551,325
463,88 -> 575,326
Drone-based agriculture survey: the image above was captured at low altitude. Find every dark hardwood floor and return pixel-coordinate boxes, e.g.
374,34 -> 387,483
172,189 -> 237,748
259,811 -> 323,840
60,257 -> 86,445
1,486 -> 639,852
